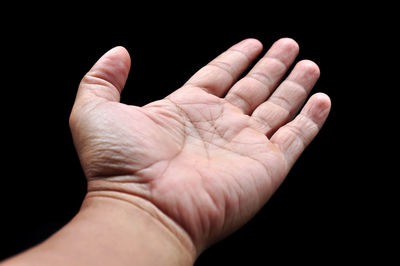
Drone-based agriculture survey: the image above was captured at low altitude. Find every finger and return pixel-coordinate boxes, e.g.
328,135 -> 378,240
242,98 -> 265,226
184,38 -> 263,97
75,46 -> 131,104
225,38 -> 299,114
252,60 -> 320,136
271,93 -> 331,168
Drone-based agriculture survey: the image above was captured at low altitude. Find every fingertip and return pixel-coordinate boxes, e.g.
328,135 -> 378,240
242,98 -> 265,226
103,46 -> 131,72
89,46 -> 131,93
266,37 -> 300,67
77,46 -> 132,103
304,93 -> 331,128
112,46 -> 131,59
296,60 -> 320,78
274,37 -> 300,53
246,38 -> 264,49
233,38 -> 264,53
286,60 -> 321,90
312,92 -> 331,109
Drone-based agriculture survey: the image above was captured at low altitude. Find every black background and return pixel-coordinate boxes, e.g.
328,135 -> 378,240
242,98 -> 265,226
0,5 -> 395,264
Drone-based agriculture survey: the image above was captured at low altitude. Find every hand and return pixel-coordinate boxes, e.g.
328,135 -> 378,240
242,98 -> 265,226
69,38 -> 331,255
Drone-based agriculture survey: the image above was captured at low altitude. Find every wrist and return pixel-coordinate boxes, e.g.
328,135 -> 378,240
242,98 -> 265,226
3,189 -> 196,266
82,190 -> 197,265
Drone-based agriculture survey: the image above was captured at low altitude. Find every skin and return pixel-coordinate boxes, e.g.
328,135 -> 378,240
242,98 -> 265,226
2,38 -> 331,265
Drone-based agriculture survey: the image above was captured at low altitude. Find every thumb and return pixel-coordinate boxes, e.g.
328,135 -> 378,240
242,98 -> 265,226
76,46 -> 131,104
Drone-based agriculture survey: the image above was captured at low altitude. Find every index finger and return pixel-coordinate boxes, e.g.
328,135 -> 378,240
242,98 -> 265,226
183,39 -> 263,97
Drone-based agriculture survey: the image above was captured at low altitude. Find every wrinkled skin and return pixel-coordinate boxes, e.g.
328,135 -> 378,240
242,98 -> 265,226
69,38 -> 331,254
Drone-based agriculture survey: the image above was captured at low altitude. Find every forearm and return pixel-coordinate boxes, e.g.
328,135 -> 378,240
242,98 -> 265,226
2,193 -> 195,266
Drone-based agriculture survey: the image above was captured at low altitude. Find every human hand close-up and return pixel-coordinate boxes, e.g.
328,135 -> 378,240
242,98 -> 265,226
70,37 -> 330,251
2,38 -> 330,266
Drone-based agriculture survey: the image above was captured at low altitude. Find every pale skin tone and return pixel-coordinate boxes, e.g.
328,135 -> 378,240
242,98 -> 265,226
2,38 -> 331,265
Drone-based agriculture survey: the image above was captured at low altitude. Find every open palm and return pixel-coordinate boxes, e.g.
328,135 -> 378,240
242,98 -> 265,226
70,38 -> 331,253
